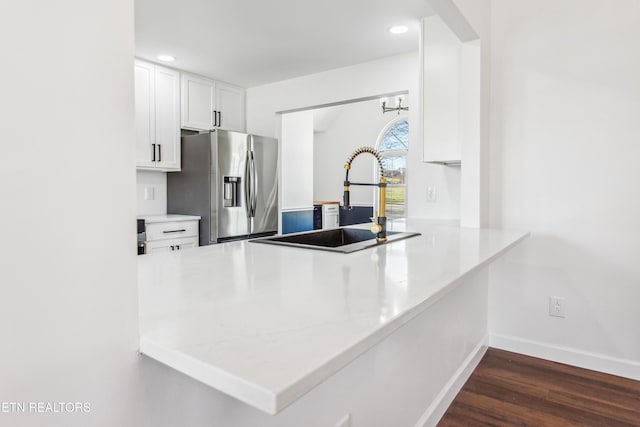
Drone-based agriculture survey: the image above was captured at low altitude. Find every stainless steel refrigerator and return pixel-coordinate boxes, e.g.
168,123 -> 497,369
167,130 -> 278,245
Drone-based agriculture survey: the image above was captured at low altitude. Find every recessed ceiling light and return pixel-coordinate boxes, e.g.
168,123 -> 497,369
157,55 -> 175,62
388,25 -> 409,35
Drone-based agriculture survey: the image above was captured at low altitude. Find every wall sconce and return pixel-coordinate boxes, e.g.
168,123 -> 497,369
381,96 -> 409,115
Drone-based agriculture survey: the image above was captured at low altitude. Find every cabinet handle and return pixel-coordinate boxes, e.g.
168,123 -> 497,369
152,143 -> 156,162
158,144 -> 161,162
176,245 -> 180,250
218,111 -> 222,128
212,110 -> 217,127
170,245 -> 175,251
163,229 -> 186,234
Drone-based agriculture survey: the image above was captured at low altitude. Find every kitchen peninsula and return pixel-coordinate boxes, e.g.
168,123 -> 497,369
138,220 -> 528,424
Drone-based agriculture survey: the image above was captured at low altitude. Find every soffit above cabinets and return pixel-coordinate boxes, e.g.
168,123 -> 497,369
135,0 -> 434,87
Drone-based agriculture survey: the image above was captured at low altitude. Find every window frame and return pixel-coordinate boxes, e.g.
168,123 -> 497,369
375,116 -> 409,219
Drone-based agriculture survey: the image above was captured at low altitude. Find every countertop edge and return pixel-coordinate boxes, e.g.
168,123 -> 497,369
138,214 -> 202,224
139,336 -> 279,415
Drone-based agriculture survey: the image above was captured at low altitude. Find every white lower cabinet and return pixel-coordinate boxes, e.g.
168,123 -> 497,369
143,217 -> 200,254
146,237 -> 198,253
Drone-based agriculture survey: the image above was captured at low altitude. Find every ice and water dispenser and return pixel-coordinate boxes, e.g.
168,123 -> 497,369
223,176 -> 240,207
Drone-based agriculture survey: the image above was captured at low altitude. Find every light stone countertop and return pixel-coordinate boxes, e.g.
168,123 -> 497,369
137,219 -> 528,414
138,214 -> 201,223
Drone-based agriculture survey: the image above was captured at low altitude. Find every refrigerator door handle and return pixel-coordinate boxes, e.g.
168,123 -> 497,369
250,150 -> 258,217
244,150 -> 252,218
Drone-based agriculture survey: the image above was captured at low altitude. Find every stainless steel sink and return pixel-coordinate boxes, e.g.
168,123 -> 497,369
250,227 -> 420,253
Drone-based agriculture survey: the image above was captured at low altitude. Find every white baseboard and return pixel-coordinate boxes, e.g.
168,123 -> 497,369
490,333 -> 640,381
414,336 -> 489,427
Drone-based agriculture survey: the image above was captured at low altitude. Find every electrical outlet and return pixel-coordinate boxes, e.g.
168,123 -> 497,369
334,414 -> 351,427
144,186 -> 155,201
549,296 -> 565,318
427,186 -> 437,202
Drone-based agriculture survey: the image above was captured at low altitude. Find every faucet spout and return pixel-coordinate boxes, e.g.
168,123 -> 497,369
343,146 -> 387,242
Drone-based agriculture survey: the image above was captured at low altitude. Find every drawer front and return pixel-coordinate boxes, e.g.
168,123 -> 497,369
146,220 -> 199,241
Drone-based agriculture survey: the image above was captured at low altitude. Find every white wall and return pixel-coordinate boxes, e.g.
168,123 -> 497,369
458,40 -> 481,227
313,99 -> 403,206
488,0 -> 640,378
136,170 -> 167,215
0,1 -> 140,426
280,111 -> 314,210
247,53 -> 461,220
247,53 -> 416,138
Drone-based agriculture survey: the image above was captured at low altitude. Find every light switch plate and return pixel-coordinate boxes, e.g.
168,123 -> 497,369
144,186 -> 155,201
549,296 -> 565,318
427,186 -> 437,202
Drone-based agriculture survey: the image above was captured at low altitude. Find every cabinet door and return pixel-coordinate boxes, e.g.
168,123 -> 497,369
145,240 -> 174,253
155,66 -> 181,171
181,73 -> 215,131
174,238 -> 197,250
145,236 -> 198,253
134,60 -> 156,168
216,82 -> 246,132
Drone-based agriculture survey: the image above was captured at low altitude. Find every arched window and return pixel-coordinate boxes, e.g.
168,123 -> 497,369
377,118 -> 408,219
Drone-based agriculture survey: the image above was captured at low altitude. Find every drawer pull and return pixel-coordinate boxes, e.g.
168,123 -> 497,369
163,229 -> 186,234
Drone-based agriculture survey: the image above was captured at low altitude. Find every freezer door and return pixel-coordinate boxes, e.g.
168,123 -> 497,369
249,135 -> 278,235
217,130 -> 250,239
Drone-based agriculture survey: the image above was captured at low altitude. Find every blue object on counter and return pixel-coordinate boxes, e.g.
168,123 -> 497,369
282,210 -> 314,234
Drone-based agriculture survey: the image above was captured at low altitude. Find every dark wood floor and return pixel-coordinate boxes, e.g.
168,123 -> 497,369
438,348 -> 640,427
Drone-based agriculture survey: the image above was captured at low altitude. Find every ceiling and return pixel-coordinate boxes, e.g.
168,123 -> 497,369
135,0 -> 433,88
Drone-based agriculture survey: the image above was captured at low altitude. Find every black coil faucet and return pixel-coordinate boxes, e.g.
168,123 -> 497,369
343,146 -> 387,242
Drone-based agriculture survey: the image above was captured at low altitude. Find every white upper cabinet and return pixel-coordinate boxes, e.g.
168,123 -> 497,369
421,15 -> 462,164
181,72 -> 245,132
135,60 -> 156,168
181,74 -> 216,130
215,82 -> 246,132
135,59 -> 181,171
153,66 -> 181,170
421,14 -> 479,166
